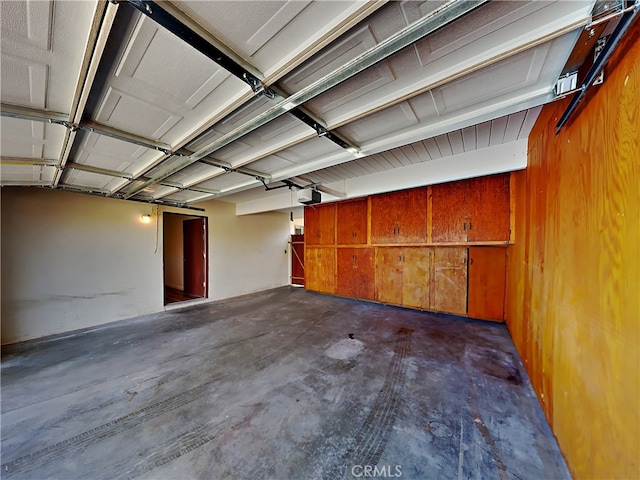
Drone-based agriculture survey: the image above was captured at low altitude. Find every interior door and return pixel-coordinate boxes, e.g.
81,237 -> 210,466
430,247 -> 468,315
468,247 -> 507,321
183,218 -> 206,297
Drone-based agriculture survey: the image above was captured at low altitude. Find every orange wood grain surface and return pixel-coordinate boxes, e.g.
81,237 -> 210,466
467,246 -> 506,322
506,28 -> 640,480
467,173 -> 510,242
304,247 -> 335,294
337,198 -> 368,245
375,247 -> 404,305
430,247 -> 467,315
401,247 -> 430,309
304,204 -> 336,245
370,187 -> 427,244
431,180 -> 467,243
337,248 -> 374,300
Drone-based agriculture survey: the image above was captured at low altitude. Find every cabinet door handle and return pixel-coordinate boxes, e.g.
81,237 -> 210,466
469,222 -> 472,230
463,223 -> 466,231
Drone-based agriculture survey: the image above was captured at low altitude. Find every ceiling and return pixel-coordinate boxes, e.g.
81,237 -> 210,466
0,0 -> 625,214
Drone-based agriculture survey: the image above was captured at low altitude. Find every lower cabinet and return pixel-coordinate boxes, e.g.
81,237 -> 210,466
337,248 -> 374,300
375,247 -> 430,309
305,244 -> 506,322
430,247 -> 468,315
467,246 -> 507,321
305,247 -> 335,294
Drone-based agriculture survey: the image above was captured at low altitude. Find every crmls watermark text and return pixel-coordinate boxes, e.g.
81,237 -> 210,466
351,464 -> 403,478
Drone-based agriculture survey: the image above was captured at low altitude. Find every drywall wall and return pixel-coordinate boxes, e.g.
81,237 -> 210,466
506,28 -> 639,479
1,188 -> 162,344
205,200 -> 290,301
1,189 -> 291,344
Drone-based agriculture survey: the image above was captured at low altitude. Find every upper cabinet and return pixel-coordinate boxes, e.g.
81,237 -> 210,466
305,203 -> 336,245
371,187 -> 427,244
337,198 -> 368,245
431,173 -> 510,243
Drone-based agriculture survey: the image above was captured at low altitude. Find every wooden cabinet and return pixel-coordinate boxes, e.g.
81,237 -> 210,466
431,173 -> 510,243
305,204 -> 335,245
468,247 -> 506,322
375,247 -> 430,308
337,248 -> 374,300
337,198 -> 368,245
371,187 -> 427,244
430,247 -> 467,315
305,247 -> 335,294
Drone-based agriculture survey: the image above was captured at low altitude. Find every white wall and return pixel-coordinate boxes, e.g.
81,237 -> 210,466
1,188 -> 291,344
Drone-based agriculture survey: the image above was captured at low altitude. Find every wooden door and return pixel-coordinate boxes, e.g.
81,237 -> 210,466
337,198 -> 368,244
305,247 -> 335,294
337,248 -> 374,300
291,234 -> 304,286
183,218 -> 206,297
375,247 -> 404,305
305,204 -> 336,245
467,173 -> 510,242
402,247 -> 430,309
371,187 -> 427,244
430,247 -> 467,314
468,247 -> 506,321
431,180 -> 467,242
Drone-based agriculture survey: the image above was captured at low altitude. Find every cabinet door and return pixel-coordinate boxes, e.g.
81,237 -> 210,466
371,188 -> 427,244
431,247 -> 467,315
337,248 -> 374,300
305,247 -> 335,294
304,204 -> 335,245
467,173 -> 510,242
337,199 -> 368,245
468,247 -> 506,322
375,247 -> 404,305
431,180 -> 467,242
402,247 -> 430,309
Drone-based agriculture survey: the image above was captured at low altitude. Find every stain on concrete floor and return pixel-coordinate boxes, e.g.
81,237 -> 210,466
1,287 -> 570,479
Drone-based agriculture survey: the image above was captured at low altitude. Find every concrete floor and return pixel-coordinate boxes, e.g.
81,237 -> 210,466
1,287 -> 570,479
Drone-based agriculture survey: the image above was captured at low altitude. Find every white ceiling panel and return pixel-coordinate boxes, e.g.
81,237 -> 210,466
164,163 -> 224,188
0,0 -> 98,112
90,13 -> 251,146
0,164 -> 56,184
63,169 -> 123,192
73,131 -> 161,175
0,117 -> 67,159
172,0 -> 384,80
248,136 -> 344,174
2,0 -> 604,210
196,172 -> 253,191
296,0 -> 592,127
161,189 -> 211,204
211,114 -> 314,167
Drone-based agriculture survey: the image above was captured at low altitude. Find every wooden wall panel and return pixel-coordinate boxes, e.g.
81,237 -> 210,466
506,29 -> 640,480
371,187 -> 427,243
375,247 -> 403,305
305,247 -> 335,294
337,199 -> 368,245
305,204 -> 335,245
431,247 -> 467,315
431,180 -> 467,242
468,246 -> 506,321
337,248 -> 374,300
467,173 -> 510,242
402,247 -> 430,309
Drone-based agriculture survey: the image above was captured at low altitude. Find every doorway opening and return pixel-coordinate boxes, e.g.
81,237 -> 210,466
163,212 -> 208,305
